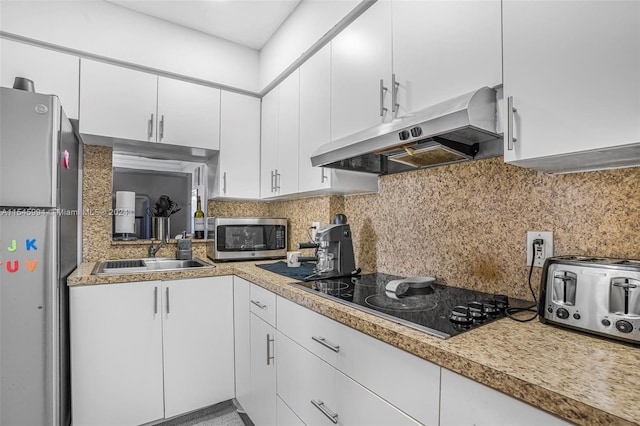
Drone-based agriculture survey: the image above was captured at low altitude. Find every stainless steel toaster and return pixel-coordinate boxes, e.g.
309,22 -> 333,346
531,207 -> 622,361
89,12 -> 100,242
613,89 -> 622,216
539,256 -> 640,344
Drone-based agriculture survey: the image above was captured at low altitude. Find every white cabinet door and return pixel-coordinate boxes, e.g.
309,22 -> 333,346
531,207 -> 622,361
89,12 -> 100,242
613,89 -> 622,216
502,0 -> 640,171
440,369 -> 571,426
299,44 -> 331,193
276,70 -> 300,196
70,281 -> 164,426
260,88 -> 279,198
162,277 -> 234,418
1,39 -> 80,119
298,44 -> 379,196
233,277 -> 252,409
157,76 -> 221,150
331,0 -> 392,141
79,59 -> 158,142
392,0 -> 502,117
219,92 -> 261,198
248,314 -> 277,426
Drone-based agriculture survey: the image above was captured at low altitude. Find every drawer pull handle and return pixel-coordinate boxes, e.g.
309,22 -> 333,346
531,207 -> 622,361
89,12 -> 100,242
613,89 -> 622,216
311,399 -> 338,424
312,336 -> 340,353
251,300 -> 267,309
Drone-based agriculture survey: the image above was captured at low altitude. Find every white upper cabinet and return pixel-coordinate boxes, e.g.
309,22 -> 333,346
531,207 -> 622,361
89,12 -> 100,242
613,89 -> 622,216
299,44 -> 332,192
502,0 -> 640,173
80,59 -> 222,151
392,0 -> 502,117
260,87 -> 280,198
1,39 -> 80,119
260,70 -> 300,198
299,44 -> 379,195
80,59 -> 158,142
331,0 -> 393,141
277,70 -> 300,197
218,91 -> 261,199
156,76 -> 220,150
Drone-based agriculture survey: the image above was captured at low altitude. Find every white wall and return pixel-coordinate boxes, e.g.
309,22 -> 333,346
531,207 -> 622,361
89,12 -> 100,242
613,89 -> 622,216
0,1 -> 260,92
259,0 -> 360,91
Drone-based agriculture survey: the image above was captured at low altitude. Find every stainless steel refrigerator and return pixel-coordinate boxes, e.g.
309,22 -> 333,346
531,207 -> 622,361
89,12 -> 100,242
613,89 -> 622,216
0,87 -> 80,426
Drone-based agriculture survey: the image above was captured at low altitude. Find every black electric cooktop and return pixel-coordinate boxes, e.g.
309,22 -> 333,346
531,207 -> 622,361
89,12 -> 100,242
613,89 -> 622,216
290,273 -> 531,339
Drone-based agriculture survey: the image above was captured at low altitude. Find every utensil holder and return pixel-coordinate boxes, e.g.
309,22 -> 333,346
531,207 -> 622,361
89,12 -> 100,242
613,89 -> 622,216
152,217 -> 170,242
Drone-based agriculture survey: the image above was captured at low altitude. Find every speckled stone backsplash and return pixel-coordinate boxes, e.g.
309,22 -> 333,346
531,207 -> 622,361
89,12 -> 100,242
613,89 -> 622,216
344,157 -> 640,300
82,146 -> 640,300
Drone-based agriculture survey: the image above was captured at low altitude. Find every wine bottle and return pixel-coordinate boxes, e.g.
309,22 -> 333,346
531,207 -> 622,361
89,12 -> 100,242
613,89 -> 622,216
194,195 -> 205,239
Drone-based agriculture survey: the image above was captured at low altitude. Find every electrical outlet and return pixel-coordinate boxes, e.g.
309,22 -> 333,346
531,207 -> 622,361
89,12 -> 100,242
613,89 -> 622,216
526,231 -> 553,267
311,221 -> 320,241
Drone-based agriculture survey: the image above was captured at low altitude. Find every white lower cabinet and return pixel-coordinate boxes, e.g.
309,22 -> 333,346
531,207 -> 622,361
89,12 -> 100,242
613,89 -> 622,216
277,331 -> 419,426
162,278 -> 235,417
439,369 -> 571,426
277,396 -> 305,426
233,277 -> 252,409
248,314 -> 277,426
70,280 -> 164,426
277,297 -> 440,425
234,277 -> 277,426
70,276 -> 234,425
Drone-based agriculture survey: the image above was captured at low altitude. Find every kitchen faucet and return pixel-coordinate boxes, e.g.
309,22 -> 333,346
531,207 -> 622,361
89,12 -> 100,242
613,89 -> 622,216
148,240 -> 167,258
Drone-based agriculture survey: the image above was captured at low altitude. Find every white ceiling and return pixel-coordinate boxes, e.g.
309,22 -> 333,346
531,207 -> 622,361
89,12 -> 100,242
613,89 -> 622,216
106,0 -> 302,50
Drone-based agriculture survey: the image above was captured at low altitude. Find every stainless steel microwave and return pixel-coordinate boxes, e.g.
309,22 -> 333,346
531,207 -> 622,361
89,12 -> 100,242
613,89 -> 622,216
207,217 -> 287,261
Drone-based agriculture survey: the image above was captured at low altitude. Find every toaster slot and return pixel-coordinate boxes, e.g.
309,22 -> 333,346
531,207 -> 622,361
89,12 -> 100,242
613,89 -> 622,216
610,277 -> 640,317
552,271 -> 577,306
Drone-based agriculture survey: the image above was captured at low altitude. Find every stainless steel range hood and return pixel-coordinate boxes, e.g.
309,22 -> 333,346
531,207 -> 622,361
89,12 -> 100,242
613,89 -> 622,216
311,87 -> 503,175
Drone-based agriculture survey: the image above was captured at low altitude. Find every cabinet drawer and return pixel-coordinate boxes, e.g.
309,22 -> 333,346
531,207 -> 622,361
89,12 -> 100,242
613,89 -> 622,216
250,284 -> 277,328
277,331 -> 419,426
277,297 -> 439,425
277,396 -> 305,426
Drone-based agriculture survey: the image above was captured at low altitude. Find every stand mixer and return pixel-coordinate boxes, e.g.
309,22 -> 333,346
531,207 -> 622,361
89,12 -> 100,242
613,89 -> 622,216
297,214 -> 359,280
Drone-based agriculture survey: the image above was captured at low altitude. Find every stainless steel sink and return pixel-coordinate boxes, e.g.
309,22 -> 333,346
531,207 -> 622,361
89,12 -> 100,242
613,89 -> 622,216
92,257 -> 215,275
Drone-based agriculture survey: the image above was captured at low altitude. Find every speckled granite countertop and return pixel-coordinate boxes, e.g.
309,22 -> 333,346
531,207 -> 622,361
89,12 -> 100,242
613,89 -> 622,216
68,261 -> 640,425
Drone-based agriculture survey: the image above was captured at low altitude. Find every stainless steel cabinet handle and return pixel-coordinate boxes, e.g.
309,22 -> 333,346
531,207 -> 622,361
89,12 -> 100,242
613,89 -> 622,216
159,115 -> 165,141
148,113 -> 154,139
275,169 -> 281,192
321,168 -> 328,184
154,287 -> 158,314
311,400 -> 338,424
391,73 -> 400,113
251,300 -> 267,309
166,287 -> 170,314
223,172 -> 227,195
266,334 -> 274,365
270,170 -> 275,193
507,96 -> 518,150
312,336 -> 340,353
379,79 -> 388,117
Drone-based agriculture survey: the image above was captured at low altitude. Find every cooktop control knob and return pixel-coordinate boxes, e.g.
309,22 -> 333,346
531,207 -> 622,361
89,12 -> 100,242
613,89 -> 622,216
615,320 -> 633,333
493,295 -> 509,310
450,306 -> 473,325
482,299 -> 500,315
556,308 -> 570,319
398,130 -> 411,141
468,301 -> 487,321
601,319 -> 611,327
